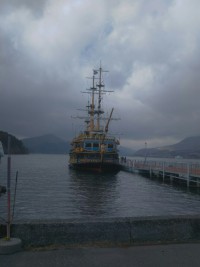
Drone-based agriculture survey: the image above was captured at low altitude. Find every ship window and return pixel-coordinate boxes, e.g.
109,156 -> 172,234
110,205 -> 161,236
93,143 -> 99,148
85,143 -> 92,148
108,144 -> 113,148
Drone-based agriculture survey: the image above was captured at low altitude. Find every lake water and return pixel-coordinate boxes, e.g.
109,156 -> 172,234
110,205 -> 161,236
1,154 -> 200,222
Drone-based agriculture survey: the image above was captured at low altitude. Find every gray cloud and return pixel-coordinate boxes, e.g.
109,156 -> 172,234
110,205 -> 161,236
1,0 -> 200,150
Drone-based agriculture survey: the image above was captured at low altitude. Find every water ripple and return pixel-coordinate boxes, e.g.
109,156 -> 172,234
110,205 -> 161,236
1,154 -> 200,222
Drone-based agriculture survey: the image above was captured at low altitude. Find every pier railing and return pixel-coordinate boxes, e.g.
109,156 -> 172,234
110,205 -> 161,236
120,158 -> 200,188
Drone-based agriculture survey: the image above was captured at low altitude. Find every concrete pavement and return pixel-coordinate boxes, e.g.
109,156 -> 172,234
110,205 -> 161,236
1,243 -> 200,267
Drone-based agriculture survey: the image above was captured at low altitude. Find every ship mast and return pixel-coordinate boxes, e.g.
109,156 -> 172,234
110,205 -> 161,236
89,74 -> 96,132
74,64 -> 113,135
94,64 -> 109,132
97,66 -> 102,131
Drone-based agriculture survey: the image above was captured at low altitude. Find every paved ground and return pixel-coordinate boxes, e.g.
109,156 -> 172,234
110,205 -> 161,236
1,243 -> 200,267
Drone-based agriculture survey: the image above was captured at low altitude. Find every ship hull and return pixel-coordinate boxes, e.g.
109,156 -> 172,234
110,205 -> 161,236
69,161 -> 121,174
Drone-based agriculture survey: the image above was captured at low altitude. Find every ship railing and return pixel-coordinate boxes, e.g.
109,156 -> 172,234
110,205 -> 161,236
72,158 -> 119,164
72,135 -> 119,142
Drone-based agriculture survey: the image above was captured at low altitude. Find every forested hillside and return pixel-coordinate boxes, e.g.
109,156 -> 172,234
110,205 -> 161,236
0,131 -> 28,154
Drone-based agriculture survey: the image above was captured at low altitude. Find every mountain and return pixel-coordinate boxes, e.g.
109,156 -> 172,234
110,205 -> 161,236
22,134 -> 70,154
134,136 -> 200,159
170,136 -> 200,151
0,131 -> 28,154
119,146 -> 136,156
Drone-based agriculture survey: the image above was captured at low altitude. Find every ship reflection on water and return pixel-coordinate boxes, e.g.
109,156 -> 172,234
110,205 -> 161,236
69,169 -> 119,218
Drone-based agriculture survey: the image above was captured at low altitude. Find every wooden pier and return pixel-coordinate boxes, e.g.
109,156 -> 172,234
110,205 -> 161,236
120,158 -> 200,188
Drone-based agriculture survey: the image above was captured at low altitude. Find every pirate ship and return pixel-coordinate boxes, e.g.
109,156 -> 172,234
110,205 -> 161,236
69,65 -> 120,173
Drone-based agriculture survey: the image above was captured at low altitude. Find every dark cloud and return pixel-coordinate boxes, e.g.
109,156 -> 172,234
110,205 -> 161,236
1,0 -> 200,150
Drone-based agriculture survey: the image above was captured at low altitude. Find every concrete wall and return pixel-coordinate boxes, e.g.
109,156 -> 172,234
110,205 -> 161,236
1,216 -> 200,247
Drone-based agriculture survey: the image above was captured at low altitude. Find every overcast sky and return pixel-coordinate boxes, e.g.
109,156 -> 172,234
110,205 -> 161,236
1,0 -> 200,150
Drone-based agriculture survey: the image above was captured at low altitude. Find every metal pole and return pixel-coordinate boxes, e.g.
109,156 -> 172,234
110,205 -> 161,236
7,135 -> 11,240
